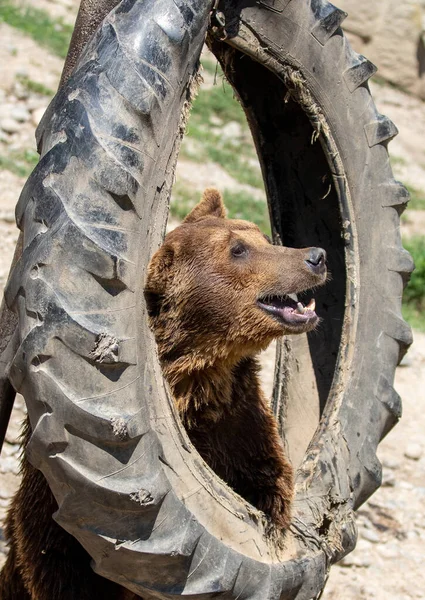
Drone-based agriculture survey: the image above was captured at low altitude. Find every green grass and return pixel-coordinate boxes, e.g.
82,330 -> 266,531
0,1 -> 72,58
371,74 -> 407,94
183,80 -> 264,189
207,143 -> 263,189
390,155 -> 407,167
0,149 -> 39,177
16,74 -> 54,97
402,236 -> 425,331
201,57 -> 219,77
405,184 -> 425,211
402,304 -> 425,333
181,128 -> 263,189
171,183 -> 270,234
223,189 -> 270,234
170,184 -> 201,222
191,80 -> 246,126
389,157 -> 425,210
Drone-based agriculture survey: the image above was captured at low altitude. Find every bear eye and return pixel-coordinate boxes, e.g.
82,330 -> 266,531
231,242 -> 248,258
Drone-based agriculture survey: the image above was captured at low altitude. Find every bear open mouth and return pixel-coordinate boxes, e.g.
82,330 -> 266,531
257,294 -> 318,328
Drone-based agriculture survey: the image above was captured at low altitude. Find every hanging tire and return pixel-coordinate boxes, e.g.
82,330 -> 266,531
3,0 -> 412,598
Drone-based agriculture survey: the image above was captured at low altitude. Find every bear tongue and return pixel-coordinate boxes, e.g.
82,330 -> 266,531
258,295 -> 317,324
278,302 -> 316,322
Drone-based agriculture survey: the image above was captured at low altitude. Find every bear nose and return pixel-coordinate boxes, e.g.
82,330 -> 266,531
306,247 -> 327,274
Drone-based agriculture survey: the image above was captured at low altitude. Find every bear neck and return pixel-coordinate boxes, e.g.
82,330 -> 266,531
161,351 -> 261,429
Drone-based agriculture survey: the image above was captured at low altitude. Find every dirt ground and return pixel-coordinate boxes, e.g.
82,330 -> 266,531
1,1 -> 425,598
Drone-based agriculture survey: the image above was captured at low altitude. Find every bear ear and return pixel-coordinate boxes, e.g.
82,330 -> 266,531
183,188 -> 226,223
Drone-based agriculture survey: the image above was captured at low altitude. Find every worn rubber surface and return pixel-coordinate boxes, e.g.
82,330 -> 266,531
4,0 -> 412,598
209,0 -> 413,580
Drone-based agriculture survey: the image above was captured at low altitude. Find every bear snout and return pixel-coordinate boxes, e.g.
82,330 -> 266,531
305,247 -> 327,276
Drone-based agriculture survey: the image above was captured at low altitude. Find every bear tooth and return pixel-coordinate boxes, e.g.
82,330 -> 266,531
296,302 -> 306,314
306,298 -> 316,311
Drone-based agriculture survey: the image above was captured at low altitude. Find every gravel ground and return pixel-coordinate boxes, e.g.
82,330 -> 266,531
0,1 -> 424,597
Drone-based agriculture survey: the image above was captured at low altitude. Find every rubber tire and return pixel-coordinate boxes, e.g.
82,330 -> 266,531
210,0 -> 413,494
5,0 -> 412,598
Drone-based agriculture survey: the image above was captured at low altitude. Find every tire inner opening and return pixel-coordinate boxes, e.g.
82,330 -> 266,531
207,44 -> 347,467
167,44 -> 346,508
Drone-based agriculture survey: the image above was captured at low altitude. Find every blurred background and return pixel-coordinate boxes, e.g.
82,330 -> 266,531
0,1 -> 424,598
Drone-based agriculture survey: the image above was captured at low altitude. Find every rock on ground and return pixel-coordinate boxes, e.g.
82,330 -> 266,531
322,332 -> 425,600
337,0 -> 425,99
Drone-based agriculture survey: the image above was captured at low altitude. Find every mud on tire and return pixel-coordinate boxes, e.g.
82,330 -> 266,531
4,0 -> 412,597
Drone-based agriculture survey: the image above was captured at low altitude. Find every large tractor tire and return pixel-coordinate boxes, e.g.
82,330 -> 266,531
1,0 -> 412,597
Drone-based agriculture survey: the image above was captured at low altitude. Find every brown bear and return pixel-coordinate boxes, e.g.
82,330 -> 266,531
0,189 -> 327,599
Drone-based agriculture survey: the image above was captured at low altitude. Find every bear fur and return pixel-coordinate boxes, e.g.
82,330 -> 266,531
0,189 -> 326,599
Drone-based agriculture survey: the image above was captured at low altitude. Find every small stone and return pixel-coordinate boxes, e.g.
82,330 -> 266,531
13,82 -> 30,101
398,352 -> 412,367
404,443 -> 423,460
382,468 -> 397,486
0,103 -> 15,118
0,488 -> 10,500
356,538 -> 372,551
378,543 -> 400,559
181,137 -> 202,158
14,394 -> 26,411
209,114 -> 223,126
31,107 -> 47,127
10,106 -> 30,123
1,443 -> 20,458
0,210 -> 15,224
220,121 -> 242,141
357,514 -> 373,529
361,527 -> 380,543
5,416 -> 24,443
15,68 -> 28,79
0,455 -> 19,473
0,118 -> 20,134
339,540 -> 373,567
27,96 -> 48,111
340,552 -> 371,568
381,456 -> 401,470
